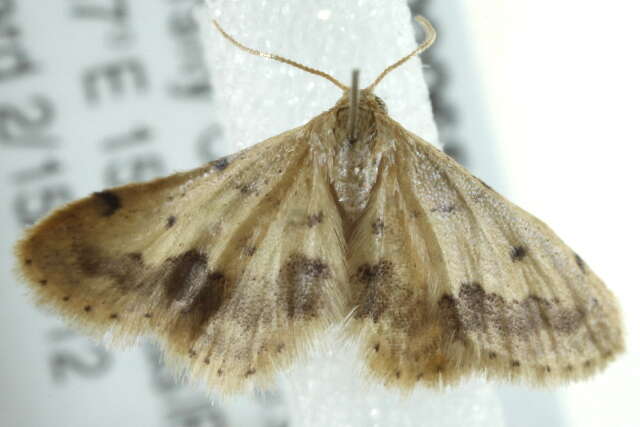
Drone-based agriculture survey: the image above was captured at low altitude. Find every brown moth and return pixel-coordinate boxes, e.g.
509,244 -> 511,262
15,16 -> 623,393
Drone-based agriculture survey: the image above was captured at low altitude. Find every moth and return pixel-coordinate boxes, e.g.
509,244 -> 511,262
16,16 -> 623,393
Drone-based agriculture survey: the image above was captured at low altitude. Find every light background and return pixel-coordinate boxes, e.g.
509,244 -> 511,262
1,0 -> 638,426
464,2 -> 639,426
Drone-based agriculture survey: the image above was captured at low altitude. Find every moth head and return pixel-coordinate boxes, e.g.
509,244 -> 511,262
334,87 -> 387,114
211,16 -> 436,94
334,76 -> 389,142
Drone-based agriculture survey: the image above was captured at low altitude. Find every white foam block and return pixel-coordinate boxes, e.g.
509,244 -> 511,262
200,0 -> 439,152
197,1 -> 503,426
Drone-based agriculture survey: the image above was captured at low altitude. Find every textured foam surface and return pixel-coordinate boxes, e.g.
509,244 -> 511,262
201,0 -> 439,153
198,1 -> 504,426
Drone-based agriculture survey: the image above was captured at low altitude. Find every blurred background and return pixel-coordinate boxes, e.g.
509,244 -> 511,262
1,0 -> 638,426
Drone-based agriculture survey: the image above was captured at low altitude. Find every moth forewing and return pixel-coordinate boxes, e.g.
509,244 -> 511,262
345,126 -> 623,388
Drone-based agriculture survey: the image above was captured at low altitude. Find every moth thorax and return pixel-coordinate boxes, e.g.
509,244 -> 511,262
331,106 -> 382,228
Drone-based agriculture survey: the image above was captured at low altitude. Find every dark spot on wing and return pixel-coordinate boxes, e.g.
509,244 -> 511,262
109,313 -> 118,319
39,280 -> 47,286
511,360 -> 521,368
75,246 -> 145,288
25,259 -> 32,265
84,305 -> 92,312
93,190 -> 121,216
356,261 -> 392,285
510,245 -> 527,261
437,294 -> 463,341
353,260 -> 394,322
144,313 -> 152,318
77,247 -> 103,276
457,282 -> 487,329
574,253 -> 586,273
373,343 -> 380,352
280,253 -> 330,319
161,250 -> 228,332
245,368 -> 256,377
436,281 -> 589,342
290,256 -> 328,279
63,296 -> 70,302
163,250 -> 209,302
204,357 -> 210,365
488,352 -> 497,359
183,271 -> 227,327
166,216 -> 176,228
238,182 -> 257,195
372,218 -> 384,235
395,370 -> 401,379
244,246 -> 256,256
211,156 -> 230,171
431,204 -> 456,214
127,252 -> 142,263
307,211 -> 324,227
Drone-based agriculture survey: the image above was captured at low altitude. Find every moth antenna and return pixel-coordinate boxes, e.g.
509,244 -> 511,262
365,16 -> 437,91
347,69 -> 360,142
212,19 -> 349,91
